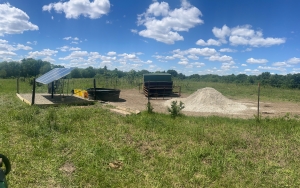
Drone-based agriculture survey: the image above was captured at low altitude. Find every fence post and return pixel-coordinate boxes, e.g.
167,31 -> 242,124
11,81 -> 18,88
31,78 -> 36,105
51,82 -> 54,99
93,78 -> 96,100
257,82 -> 260,118
16,77 -> 19,94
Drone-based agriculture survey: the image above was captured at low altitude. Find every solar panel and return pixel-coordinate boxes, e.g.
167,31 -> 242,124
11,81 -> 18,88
36,67 -> 75,84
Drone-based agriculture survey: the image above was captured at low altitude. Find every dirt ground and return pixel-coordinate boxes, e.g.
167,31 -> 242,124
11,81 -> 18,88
107,89 -> 300,119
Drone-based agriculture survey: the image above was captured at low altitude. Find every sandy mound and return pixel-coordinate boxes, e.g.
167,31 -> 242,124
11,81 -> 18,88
165,87 -> 247,114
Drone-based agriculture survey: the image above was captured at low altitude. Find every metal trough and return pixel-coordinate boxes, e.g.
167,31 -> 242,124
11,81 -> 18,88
86,88 -> 120,101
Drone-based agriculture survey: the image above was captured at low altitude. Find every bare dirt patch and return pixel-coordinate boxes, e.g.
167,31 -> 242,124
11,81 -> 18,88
107,88 -> 300,119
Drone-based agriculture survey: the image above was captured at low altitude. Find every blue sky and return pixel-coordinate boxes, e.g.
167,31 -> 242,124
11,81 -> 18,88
0,0 -> 299,75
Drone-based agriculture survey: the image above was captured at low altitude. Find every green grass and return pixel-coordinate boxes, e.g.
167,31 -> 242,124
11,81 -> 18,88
1,78 -> 300,187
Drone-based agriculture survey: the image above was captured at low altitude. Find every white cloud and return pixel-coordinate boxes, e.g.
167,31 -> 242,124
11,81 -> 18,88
208,55 -> 233,62
0,51 -> 16,56
187,54 -> 199,60
107,51 -> 116,56
178,61 -> 188,65
211,24 -> 285,47
26,41 -> 38,45
43,56 -> 56,63
137,0 -> 203,44
153,47 -> 217,63
69,47 -> 81,51
0,3 -> 38,36
131,29 -> 138,34
43,0 -> 110,19
16,44 -> 32,51
228,25 -> 285,47
241,64 -> 247,66
57,46 -> 81,52
287,57 -> 300,64
192,62 -> 205,67
219,48 -> 236,53
272,62 -> 290,67
186,48 -> 217,56
212,25 -> 230,43
0,41 -> 32,52
196,39 -> 221,46
57,46 -> 69,52
119,53 -> 137,59
59,50 -> 88,60
28,49 -> 58,59
258,66 -> 286,71
246,58 -> 268,64
63,36 -> 72,40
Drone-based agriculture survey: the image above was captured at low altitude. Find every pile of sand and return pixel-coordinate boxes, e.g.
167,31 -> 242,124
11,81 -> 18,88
165,87 -> 247,114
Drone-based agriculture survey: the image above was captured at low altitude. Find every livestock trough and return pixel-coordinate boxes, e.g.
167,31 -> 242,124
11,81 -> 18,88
86,88 -> 120,101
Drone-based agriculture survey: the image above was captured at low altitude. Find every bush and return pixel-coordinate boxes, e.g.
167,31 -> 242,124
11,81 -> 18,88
167,100 -> 184,118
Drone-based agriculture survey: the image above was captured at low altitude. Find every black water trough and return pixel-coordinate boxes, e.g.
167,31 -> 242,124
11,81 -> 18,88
86,88 -> 120,101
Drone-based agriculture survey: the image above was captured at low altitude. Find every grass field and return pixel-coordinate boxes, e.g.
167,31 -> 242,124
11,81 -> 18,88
1,78 -> 300,187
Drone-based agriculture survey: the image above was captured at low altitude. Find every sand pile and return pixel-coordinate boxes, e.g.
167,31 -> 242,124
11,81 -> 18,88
165,87 -> 247,114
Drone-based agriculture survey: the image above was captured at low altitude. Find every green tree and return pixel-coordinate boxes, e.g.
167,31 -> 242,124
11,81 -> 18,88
0,69 -> 7,78
167,69 -> 178,77
70,68 -> 82,78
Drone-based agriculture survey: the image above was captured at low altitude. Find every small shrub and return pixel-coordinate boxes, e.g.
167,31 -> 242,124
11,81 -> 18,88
146,101 -> 154,113
168,100 -> 184,118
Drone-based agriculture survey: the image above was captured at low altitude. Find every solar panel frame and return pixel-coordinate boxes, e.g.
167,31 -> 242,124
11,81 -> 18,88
36,67 -> 75,84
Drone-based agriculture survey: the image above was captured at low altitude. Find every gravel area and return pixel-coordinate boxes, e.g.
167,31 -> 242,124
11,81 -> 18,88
108,89 -> 300,119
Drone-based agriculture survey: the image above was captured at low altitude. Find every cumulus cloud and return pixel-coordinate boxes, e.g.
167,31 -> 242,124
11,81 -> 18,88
137,0 -> 203,44
0,3 -> 38,36
28,49 -> 58,59
211,25 -> 285,47
258,66 -> 286,71
229,25 -> 285,47
178,61 -> 188,65
207,55 -> 233,62
153,47 -> 217,64
287,57 -> 300,64
187,54 -> 199,60
42,0 -> 110,19
192,62 -> 205,67
196,39 -> 221,46
212,25 -> 231,43
0,51 -> 16,56
185,48 -> 217,56
107,51 -> 116,56
219,48 -> 236,53
0,40 -> 32,52
0,39 -> 33,60
59,51 -> 89,60
246,58 -> 268,64
57,46 -> 81,52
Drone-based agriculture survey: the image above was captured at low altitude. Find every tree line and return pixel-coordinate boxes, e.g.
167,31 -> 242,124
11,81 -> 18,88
1,58 -> 300,89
